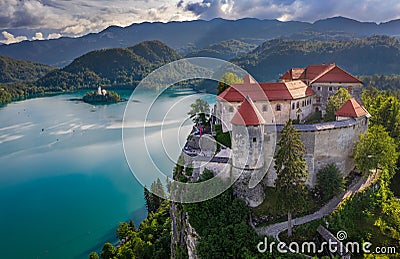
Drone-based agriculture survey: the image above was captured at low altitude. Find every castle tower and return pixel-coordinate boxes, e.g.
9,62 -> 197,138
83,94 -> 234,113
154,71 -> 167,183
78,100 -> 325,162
231,96 -> 265,169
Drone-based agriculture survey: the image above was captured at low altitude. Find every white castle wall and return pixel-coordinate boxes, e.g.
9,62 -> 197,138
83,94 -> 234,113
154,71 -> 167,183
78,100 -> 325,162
261,117 -> 368,187
231,124 -> 264,169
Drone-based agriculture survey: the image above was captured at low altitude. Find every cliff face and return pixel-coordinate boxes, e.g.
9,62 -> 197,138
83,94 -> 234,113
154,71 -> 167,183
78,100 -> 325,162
170,202 -> 198,259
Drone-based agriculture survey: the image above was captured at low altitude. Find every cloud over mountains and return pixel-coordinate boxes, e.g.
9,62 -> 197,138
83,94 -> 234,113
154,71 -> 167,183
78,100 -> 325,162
1,0 -> 400,44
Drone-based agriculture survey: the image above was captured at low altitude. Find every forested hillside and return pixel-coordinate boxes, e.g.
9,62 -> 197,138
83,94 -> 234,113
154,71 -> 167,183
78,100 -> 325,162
0,55 -> 55,83
185,40 -> 257,60
233,35 -> 400,81
37,40 -> 182,89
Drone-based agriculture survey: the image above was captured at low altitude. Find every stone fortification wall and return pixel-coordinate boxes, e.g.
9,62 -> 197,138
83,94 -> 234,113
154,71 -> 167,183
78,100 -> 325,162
264,118 -> 368,187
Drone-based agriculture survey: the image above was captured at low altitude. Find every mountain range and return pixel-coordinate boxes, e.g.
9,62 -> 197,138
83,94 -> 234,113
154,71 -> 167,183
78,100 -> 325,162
1,16 -> 400,67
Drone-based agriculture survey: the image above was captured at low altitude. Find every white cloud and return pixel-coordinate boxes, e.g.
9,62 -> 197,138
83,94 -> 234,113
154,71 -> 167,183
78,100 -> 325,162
182,0 -> 400,22
1,0 -> 400,41
0,31 -> 27,44
47,33 -> 62,39
32,32 -> 44,40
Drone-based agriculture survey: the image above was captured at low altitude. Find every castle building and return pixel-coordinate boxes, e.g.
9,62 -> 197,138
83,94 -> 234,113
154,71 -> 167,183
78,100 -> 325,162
216,74 -> 315,131
281,63 -> 363,113
214,64 -> 370,191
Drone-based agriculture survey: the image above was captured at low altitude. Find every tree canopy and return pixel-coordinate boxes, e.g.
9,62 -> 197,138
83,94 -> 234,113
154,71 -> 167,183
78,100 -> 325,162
354,125 -> 398,176
217,72 -> 243,94
187,98 -> 210,125
324,88 -> 352,121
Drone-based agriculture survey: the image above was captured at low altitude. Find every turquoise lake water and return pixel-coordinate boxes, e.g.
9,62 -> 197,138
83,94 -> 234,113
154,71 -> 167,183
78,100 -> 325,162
0,89 -> 214,258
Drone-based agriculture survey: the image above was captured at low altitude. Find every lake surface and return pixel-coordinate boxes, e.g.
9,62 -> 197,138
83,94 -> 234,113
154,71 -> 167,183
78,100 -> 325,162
0,89 -> 213,258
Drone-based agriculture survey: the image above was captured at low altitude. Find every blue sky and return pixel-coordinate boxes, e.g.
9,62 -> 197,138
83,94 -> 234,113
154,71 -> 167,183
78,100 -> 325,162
1,0 -> 400,44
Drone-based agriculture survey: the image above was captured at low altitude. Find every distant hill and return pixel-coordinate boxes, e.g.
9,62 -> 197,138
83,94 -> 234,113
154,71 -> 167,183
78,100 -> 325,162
185,40 -> 257,60
0,55 -> 55,83
2,17 -> 400,67
37,40 -> 182,89
232,35 -> 400,82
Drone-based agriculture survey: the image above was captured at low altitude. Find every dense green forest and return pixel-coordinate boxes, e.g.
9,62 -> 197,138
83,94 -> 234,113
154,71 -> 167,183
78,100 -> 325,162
37,40 -> 182,89
185,39 -> 257,60
233,35 -> 400,81
0,55 -> 55,83
359,74 -> 400,90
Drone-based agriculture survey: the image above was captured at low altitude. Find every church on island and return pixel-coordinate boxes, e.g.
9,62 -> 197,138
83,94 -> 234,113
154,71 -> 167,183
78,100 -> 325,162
213,63 -> 370,206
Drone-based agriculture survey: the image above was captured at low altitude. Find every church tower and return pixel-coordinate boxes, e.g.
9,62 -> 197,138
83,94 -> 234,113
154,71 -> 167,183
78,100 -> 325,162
231,96 -> 265,170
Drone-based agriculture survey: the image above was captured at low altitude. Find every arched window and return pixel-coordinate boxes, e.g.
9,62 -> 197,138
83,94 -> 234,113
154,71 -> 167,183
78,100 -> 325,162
292,103 -> 295,110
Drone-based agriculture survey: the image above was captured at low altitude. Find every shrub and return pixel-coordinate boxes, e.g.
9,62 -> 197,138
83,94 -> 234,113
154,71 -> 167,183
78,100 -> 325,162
316,163 -> 345,202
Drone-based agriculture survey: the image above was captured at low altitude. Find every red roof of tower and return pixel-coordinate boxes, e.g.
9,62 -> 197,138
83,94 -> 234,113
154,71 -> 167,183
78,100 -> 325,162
335,98 -> 370,118
231,96 -> 265,126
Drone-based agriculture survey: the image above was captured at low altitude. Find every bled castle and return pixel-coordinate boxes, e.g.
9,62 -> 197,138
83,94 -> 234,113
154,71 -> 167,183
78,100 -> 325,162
213,63 -> 371,206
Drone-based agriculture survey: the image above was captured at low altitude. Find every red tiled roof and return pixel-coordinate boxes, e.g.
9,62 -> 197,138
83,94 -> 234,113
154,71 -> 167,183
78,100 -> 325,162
310,65 -> 362,84
281,63 -> 362,84
217,77 -> 315,102
335,98 -> 369,118
231,96 -> 265,126
304,64 -> 331,80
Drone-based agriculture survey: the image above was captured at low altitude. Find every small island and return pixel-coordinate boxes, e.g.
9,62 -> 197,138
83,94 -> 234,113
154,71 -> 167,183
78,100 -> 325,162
82,86 -> 122,104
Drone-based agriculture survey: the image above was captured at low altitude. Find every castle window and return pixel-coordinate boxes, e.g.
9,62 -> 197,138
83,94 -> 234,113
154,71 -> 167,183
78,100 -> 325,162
302,100 -> 305,107
276,104 -> 281,111
329,86 -> 333,91
317,86 -> 321,91
262,105 -> 268,112
228,106 -> 234,112
316,97 -> 321,103
292,103 -> 295,110
253,137 -> 257,143
296,102 -> 299,109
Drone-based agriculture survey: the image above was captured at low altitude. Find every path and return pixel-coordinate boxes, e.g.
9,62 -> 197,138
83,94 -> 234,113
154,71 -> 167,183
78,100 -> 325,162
253,171 -> 380,241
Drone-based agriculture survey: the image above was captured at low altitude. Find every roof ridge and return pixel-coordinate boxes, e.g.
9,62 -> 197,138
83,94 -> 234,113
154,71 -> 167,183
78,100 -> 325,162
309,64 -> 336,84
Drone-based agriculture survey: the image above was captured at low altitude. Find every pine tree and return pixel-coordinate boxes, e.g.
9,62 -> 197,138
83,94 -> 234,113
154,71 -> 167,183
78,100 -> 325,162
274,119 -> 309,236
144,179 -> 166,214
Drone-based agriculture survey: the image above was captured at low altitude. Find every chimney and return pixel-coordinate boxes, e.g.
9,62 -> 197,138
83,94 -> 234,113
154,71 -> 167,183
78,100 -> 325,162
243,74 -> 256,84
243,74 -> 251,84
